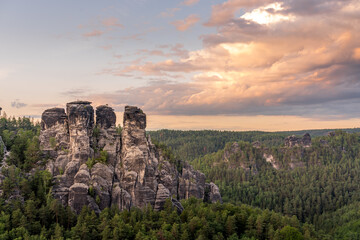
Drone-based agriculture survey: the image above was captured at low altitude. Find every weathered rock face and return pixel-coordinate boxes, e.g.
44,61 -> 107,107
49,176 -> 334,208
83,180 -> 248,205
205,183 -> 223,204
40,102 -> 221,214
96,105 -> 116,129
67,101 -> 94,164
284,135 -> 300,147
41,108 -> 68,130
39,108 -> 70,176
0,136 -> 6,161
224,142 -> 240,161
285,133 -> 311,147
115,106 -> 157,209
0,136 -> 8,195
252,141 -> 261,148
302,133 -> 311,147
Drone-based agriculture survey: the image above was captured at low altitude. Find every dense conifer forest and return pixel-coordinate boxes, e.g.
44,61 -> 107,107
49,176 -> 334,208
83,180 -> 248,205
148,128 -> 360,162
150,129 -> 360,239
1,117 -> 360,239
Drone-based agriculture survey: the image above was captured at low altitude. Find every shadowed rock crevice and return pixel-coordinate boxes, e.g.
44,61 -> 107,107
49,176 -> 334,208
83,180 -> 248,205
40,102 -> 222,214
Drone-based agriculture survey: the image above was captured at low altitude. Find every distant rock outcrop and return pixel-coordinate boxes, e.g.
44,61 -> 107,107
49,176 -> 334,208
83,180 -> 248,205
285,133 -> 312,147
252,141 -> 261,148
217,133 -> 314,172
40,102 -> 221,213
0,136 -> 6,161
0,136 -> 9,196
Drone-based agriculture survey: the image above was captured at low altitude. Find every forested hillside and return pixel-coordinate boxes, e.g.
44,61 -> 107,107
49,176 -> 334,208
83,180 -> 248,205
148,128 -> 360,162
150,130 -> 360,238
1,117 -> 359,239
0,116 -> 322,239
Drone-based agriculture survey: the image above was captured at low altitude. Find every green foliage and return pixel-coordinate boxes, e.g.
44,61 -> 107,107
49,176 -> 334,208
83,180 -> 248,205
149,129 -> 288,162
149,128 -> 360,162
151,129 -> 360,239
88,186 -> 95,198
188,132 -> 360,223
86,150 -> 108,169
93,125 -> 100,139
24,136 -> 42,171
152,138 -> 183,173
49,137 -> 56,149
276,226 -> 304,240
86,157 -> 96,169
116,124 -> 122,135
0,116 -> 41,170
2,116 -> 360,239
98,150 -> 108,163
0,145 -> 4,162
0,194 -> 323,240
317,201 -> 360,239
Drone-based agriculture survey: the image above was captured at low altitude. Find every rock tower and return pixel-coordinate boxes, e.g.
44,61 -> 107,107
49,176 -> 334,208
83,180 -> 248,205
40,101 -> 221,213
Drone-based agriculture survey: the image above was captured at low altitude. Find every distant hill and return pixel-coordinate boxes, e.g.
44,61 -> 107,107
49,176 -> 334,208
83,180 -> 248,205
159,129 -> 360,238
278,128 -> 360,137
148,128 -> 360,162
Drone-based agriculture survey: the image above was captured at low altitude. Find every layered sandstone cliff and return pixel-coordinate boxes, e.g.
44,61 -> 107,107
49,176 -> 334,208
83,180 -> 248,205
40,101 -> 221,213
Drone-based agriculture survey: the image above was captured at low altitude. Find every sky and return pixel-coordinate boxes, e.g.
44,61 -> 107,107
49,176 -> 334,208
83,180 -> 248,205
1,0 -> 360,131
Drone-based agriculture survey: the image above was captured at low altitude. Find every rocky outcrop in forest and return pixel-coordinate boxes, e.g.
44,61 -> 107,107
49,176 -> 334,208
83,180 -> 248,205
0,136 -> 6,161
39,101 -> 221,213
216,133 -> 313,172
265,133 -> 312,169
284,133 -> 311,147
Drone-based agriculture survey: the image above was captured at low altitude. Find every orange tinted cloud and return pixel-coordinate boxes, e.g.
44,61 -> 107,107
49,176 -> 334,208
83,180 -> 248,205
100,45 -> 112,50
145,115 -> 360,131
353,48 -> 360,60
171,14 -> 200,31
99,0 -> 360,119
83,30 -> 103,37
182,0 -> 200,6
101,17 -> 124,28
160,8 -> 180,18
205,0 -> 273,26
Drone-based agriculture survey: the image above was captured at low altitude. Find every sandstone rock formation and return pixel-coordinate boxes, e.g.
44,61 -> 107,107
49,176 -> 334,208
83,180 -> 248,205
0,136 -> 6,161
284,133 -> 311,147
302,133 -> 312,147
40,102 -> 221,213
0,136 -> 9,196
252,141 -> 261,148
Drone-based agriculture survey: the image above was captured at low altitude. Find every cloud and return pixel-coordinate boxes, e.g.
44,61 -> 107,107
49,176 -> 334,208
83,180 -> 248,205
182,0 -> 200,6
205,0 -> 356,26
136,44 -> 188,58
101,17 -> 124,28
99,0 -> 360,119
11,100 -> 27,109
113,54 -> 123,59
121,27 -> 161,41
169,44 -> 189,58
100,45 -> 112,50
241,2 -> 295,25
160,8 -> 181,18
79,17 -> 123,39
171,14 -> 200,31
205,0 -> 273,26
31,103 -> 60,108
61,88 -> 90,98
82,30 -> 104,37
282,0 -> 354,16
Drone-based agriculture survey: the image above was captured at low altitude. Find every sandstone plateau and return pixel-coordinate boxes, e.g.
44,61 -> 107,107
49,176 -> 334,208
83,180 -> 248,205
39,101 -> 222,213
